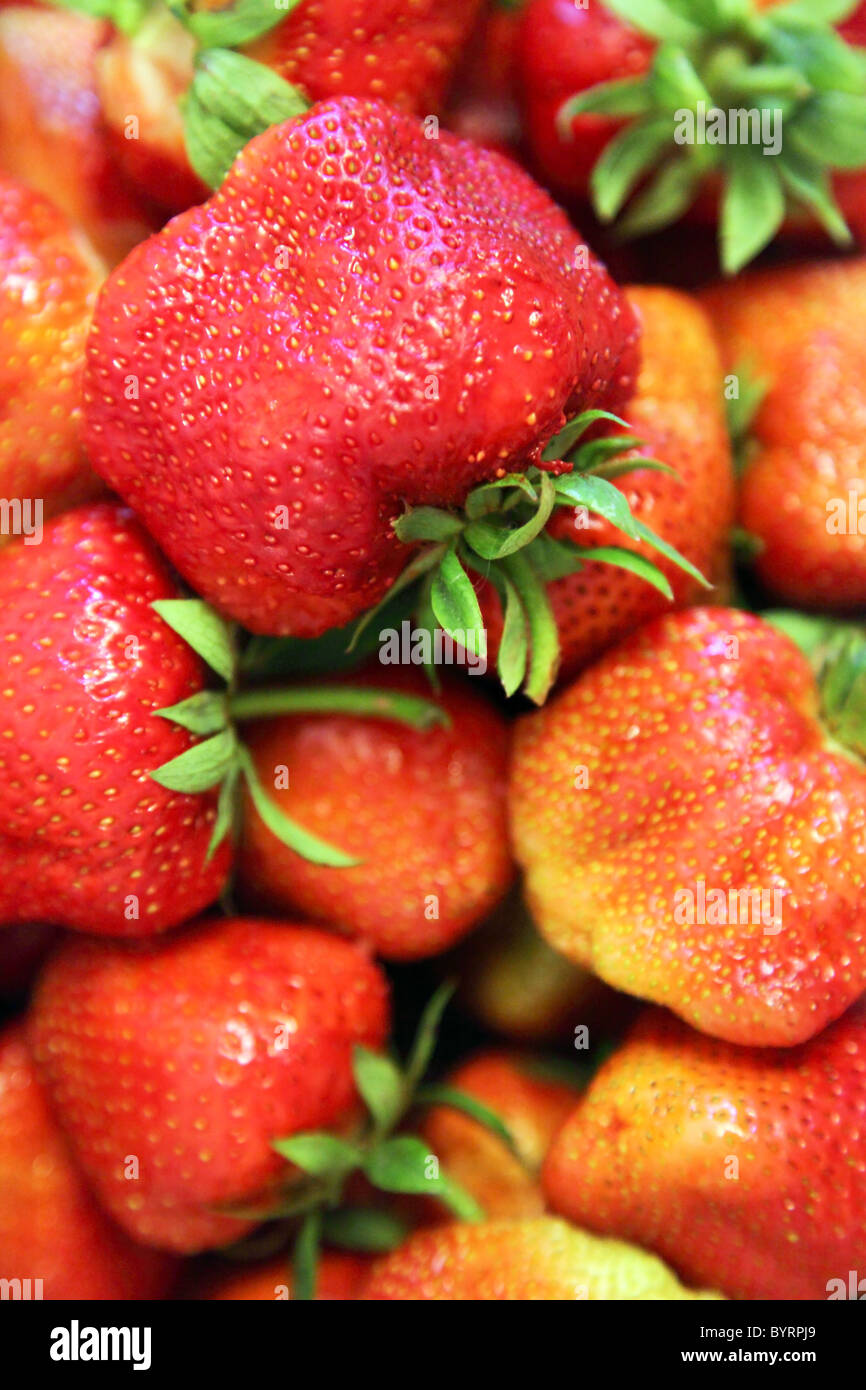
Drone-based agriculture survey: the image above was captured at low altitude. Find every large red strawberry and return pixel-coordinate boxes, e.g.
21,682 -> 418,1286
519,0 -> 866,272
702,257 -> 866,610
361,1216 -> 722,1299
94,0 -> 483,211
0,1020 -> 177,1299
237,668 -> 513,960
30,917 -> 390,1253
0,174 -> 104,524
82,97 -> 640,641
510,606 -> 866,1047
544,1001 -> 866,1301
0,7 -> 155,265
0,503 -> 230,936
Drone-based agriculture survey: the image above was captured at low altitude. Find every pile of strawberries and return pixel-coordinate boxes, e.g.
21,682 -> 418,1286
3,0 -> 866,1305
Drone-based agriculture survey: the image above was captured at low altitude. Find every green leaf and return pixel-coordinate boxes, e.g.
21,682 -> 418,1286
230,684 -> 447,730
464,474 -> 538,520
541,409 -> 628,462
789,92 -> 866,169
352,1046 -> 405,1133
183,49 -> 307,189
463,472 -> 555,560
491,571 -> 528,698
769,0 -> 862,33
499,551 -> 560,705
430,545 -> 485,655
649,43 -> 712,111
292,1210 -> 321,1301
320,1208 -> 409,1254
522,533 -> 588,582
590,456 -> 679,481
238,747 -> 360,867
605,0 -> 701,44
553,472 -> 642,540
615,156 -> 702,237
392,507 -> 464,544
363,1135 -> 487,1220
414,1085 -> 520,1155
152,599 -> 236,683
725,360 -> 768,442
155,690 -> 228,735
206,761 -> 239,860
272,1132 -> 363,1177
719,153 -> 786,275
572,545 -> 674,599
632,518 -> 711,588
778,151 -> 853,244
52,0 -> 150,34
149,727 -> 237,794
557,78 -> 652,137
172,0 -> 300,48
347,543 -> 447,654
590,117 -> 675,222
404,983 -> 455,1094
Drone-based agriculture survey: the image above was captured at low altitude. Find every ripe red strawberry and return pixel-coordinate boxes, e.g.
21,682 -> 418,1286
184,1249 -> 368,1300
0,924 -> 58,997
30,917 -> 390,1253
519,0 -> 866,272
476,284 -> 733,680
702,258 -> 866,610
361,1216 -> 722,1299
419,1051 -> 580,1219
510,606 -> 866,1047
83,97 -> 639,640
0,1021 -> 177,1299
96,0 -> 483,212
237,669 -> 513,960
0,8 -> 155,265
544,1001 -> 866,1301
0,175 -> 104,524
0,502 -> 230,936
444,0 -> 525,156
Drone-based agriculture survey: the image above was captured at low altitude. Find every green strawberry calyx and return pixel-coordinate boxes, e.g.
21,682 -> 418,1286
218,984 -> 522,1299
349,408 -> 710,707
559,0 -> 866,272
50,0 -> 309,188
148,598 -> 448,866
764,610 -> 866,758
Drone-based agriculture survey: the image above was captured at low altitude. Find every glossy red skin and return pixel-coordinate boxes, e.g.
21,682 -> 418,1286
83,97 -> 639,638
30,918 -> 390,1253
0,8 -> 154,266
0,1022 -> 177,1299
238,669 -> 513,960
544,1002 -> 866,1301
0,503 -> 230,936
510,607 -> 866,1047
520,0 -> 866,242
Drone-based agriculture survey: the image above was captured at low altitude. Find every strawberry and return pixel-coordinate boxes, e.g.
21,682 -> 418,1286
0,7 -> 155,266
0,502 -> 230,936
476,284 -> 733,680
520,0 -> 866,272
237,668 -> 513,960
184,1249 -> 368,1299
94,0 -> 483,211
0,175 -> 104,527
543,1001 -> 866,1301
702,257 -> 866,610
0,1020 -> 176,1299
444,0 -> 525,156
510,606 -> 866,1047
29,916 -> 390,1253
82,96 -> 640,644
0,924 -> 58,997
419,1051 -> 581,1219
361,1216 -> 722,1299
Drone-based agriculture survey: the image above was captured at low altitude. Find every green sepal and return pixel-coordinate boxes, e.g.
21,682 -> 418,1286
155,690 -> 228,735
720,151 -> 786,274
272,1132 -> 364,1177
605,0 -> 702,43
403,982 -> 456,1094
392,507 -> 464,544
182,48 -> 308,189
51,0 -> 151,34
151,598 -> 236,682
571,545 -> 674,599
414,1084 -> 520,1155
352,1046 -> 406,1135
430,544 -> 486,657
229,683 -> 448,730
489,569 -> 529,698
238,747 -> 360,867
169,0 -> 300,49
320,1208 -> 409,1254
615,155 -> 702,237
541,409 -> 629,462
557,78 -> 653,136
362,1136 -> 485,1222
591,117 -> 677,221
149,727 -> 238,794
292,1210 -> 321,1302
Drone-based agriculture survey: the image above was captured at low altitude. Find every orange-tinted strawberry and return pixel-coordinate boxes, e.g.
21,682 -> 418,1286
183,1250 -> 367,1299
0,8 -> 154,266
30,917 -> 390,1253
237,669 -> 512,960
702,258 -> 866,610
96,0 -> 483,211
420,1051 -> 580,1219
510,607 -> 866,1047
83,98 -> 639,639
361,1216 -> 722,1299
0,503 -> 230,936
0,175 -> 103,523
0,1021 -> 177,1299
544,1002 -> 866,1301
478,285 -> 733,680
